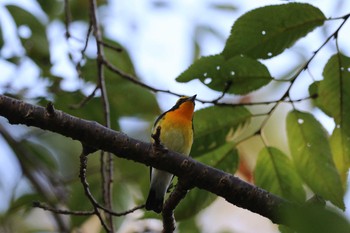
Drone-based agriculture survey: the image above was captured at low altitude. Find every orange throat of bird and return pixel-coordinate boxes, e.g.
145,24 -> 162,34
167,101 -> 194,123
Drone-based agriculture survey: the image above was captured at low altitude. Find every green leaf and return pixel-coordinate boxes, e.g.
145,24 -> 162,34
330,127 -> 350,185
254,147 -> 305,203
197,142 -> 239,173
279,225 -> 296,233
317,54 -> 350,124
286,110 -> 344,209
107,82 -> 159,120
316,53 -> 350,183
111,181 -> 133,228
5,132 -> 58,173
308,81 -> 320,98
103,38 -> 136,76
0,18 -> 3,48
282,205 -> 350,233
192,106 -> 251,157
69,169 -> 101,227
21,140 -> 58,170
143,183 -> 216,221
174,187 -> 216,221
178,217 -> 201,233
177,55 -> 272,94
6,5 -> 51,76
221,56 -> 272,94
9,193 -> 42,214
176,55 -> 225,83
37,0 -> 63,21
42,90 -> 109,127
222,3 -> 326,59
35,132 -> 82,179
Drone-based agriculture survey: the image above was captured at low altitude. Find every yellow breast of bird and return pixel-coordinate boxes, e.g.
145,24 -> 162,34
157,115 -> 193,156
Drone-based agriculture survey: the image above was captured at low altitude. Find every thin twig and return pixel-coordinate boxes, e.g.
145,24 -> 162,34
82,22 -> 93,57
69,85 -> 99,109
33,201 -> 145,217
327,12 -> 350,21
89,0 -> 110,128
97,39 -> 123,52
212,80 -> 232,104
89,0 -> 114,230
80,150 -> 111,232
64,0 -> 72,38
96,203 -> 146,216
102,58 -> 181,96
33,201 -> 95,216
74,21 -> 93,79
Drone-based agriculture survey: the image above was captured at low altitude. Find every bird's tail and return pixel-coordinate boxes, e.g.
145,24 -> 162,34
145,188 -> 163,213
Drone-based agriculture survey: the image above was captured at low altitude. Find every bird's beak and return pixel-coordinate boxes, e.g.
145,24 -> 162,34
189,95 -> 197,102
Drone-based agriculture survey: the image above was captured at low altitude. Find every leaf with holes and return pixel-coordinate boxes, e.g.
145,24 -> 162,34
191,106 -> 251,157
176,54 -> 225,84
177,55 -> 272,94
254,147 -> 305,203
222,3 -> 326,59
220,56 -> 272,94
287,110 -> 344,209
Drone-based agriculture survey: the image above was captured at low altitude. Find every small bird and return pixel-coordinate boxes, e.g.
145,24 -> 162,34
145,95 -> 196,213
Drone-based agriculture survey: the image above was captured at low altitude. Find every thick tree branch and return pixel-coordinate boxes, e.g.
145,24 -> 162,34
0,94 -> 291,225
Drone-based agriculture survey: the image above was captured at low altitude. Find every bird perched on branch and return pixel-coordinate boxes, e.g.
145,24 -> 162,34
145,95 -> 196,213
